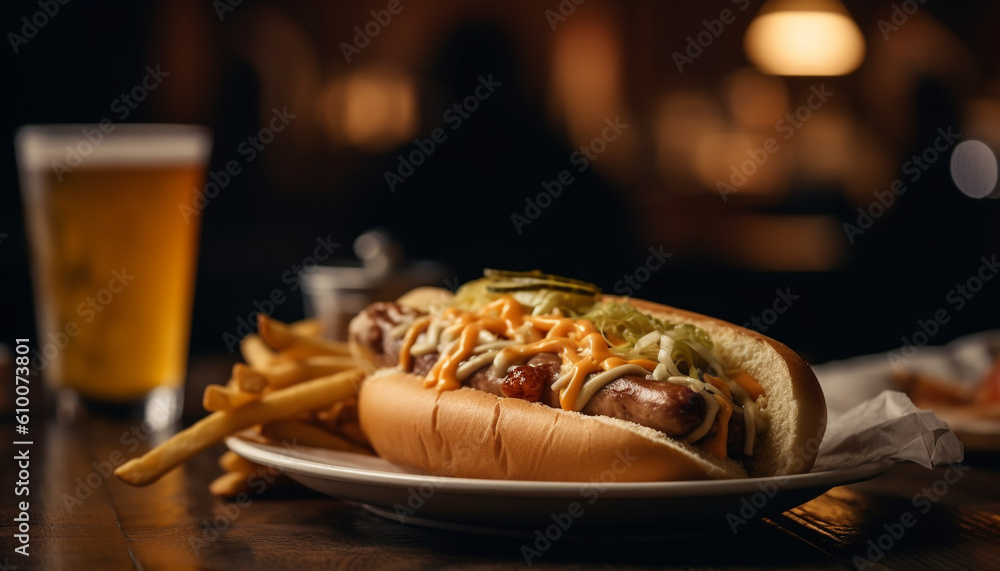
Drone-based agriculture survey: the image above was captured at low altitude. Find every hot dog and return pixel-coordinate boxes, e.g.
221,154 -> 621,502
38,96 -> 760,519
350,270 -> 826,481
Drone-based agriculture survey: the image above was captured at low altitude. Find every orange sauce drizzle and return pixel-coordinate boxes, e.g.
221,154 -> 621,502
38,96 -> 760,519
701,394 -> 731,460
402,295 -> 656,411
398,316 -> 431,371
704,374 -> 732,401
730,370 -> 766,401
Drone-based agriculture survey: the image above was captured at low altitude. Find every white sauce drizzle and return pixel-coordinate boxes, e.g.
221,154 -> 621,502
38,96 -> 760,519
685,387 -> 719,442
389,321 -> 413,339
411,319 -> 446,356
473,341 -> 516,354
573,364 -> 650,411
550,370 -> 572,392
457,350 -> 502,381
415,309 -> 765,456
491,346 -> 526,379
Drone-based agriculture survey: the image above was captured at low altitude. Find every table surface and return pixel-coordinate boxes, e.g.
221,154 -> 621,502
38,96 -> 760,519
2,382 -> 999,570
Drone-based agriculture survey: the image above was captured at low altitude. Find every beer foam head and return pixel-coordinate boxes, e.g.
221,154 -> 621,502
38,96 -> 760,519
16,124 -> 212,170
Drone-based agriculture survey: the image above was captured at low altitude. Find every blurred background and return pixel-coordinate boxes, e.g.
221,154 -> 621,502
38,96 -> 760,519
3,0 -> 1000,367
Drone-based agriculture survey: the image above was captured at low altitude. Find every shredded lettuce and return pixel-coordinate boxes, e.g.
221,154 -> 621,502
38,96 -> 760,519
582,301 -> 715,377
582,302 -> 666,355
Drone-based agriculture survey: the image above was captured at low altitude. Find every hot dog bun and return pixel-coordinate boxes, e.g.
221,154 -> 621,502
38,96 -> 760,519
354,289 -> 826,481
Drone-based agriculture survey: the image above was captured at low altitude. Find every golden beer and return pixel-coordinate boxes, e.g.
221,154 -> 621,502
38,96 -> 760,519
17,125 -> 210,408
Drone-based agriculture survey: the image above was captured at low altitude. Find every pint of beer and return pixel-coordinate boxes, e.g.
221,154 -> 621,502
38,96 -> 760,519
16,124 -> 211,424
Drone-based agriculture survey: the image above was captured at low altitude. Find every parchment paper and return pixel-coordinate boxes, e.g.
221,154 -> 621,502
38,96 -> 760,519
812,390 -> 963,471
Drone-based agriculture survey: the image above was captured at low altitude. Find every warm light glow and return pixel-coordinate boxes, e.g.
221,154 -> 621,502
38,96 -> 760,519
654,92 -> 724,182
692,131 -> 790,195
725,69 -> 789,129
551,16 -> 619,141
744,1 -> 865,76
549,9 -> 634,178
318,67 -> 417,151
714,214 -> 844,271
797,112 -> 854,180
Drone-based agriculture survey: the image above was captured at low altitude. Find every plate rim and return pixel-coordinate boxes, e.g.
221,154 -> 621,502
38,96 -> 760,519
225,435 -> 895,499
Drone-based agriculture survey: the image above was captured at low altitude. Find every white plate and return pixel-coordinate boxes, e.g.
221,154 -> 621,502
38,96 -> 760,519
226,435 -> 893,536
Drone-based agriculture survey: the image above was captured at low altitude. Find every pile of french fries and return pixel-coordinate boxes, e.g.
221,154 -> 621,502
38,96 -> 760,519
114,315 -> 370,496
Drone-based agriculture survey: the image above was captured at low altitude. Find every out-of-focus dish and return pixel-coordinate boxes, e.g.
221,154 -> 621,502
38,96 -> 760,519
814,330 -> 1000,452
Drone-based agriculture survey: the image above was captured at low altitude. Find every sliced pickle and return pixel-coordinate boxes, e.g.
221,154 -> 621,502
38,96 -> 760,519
483,268 -> 600,292
486,283 -> 599,296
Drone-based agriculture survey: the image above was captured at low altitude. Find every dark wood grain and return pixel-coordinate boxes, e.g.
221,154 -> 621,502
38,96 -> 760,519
2,403 -> 998,570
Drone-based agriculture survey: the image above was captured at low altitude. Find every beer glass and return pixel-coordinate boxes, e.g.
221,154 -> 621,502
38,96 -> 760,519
16,124 -> 212,428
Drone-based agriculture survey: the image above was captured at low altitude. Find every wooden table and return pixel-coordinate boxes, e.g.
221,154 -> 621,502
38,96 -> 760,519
2,402 -> 999,569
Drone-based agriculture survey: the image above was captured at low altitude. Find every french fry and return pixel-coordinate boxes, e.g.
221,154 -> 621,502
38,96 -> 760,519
208,472 -> 268,498
314,398 -> 358,430
258,314 -> 351,357
203,383 -> 259,412
312,398 -> 369,449
311,415 -> 370,449
114,368 -> 364,486
211,450 -> 285,496
289,317 -> 322,338
259,356 -> 357,389
337,422 -> 370,449
218,450 -> 258,473
274,344 -> 346,363
240,334 -> 276,368
260,418 -> 372,455
208,464 -> 288,497
209,471 -> 253,497
233,363 -> 267,393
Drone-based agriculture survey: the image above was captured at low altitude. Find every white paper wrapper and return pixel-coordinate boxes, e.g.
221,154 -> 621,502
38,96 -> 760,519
813,330 -> 1000,471
806,333 -> 1000,471
812,390 -> 964,471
